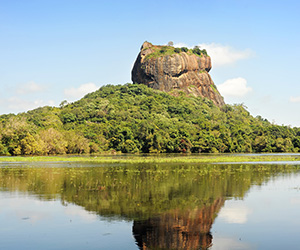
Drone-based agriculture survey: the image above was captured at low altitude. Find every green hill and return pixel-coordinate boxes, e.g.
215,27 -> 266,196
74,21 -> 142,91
0,83 -> 300,155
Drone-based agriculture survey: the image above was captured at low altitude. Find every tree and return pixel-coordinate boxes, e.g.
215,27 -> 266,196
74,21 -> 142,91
119,139 -> 139,153
61,112 -> 77,124
167,41 -> 174,46
1,116 -> 35,155
60,100 -> 68,108
64,131 -> 90,154
40,128 -> 67,154
20,133 -> 46,155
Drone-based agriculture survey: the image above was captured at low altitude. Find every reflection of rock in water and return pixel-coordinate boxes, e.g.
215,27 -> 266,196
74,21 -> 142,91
133,198 -> 224,250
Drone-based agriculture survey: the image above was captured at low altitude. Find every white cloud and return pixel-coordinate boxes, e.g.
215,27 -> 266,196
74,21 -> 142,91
218,202 -> 252,224
0,81 -> 55,114
64,82 -> 99,100
289,96 -> 300,103
2,96 -> 55,112
199,43 -> 253,67
16,81 -> 47,95
217,77 -> 252,98
174,42 -> 253,67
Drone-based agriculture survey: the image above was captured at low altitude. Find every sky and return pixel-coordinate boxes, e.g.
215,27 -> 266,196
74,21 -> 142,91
1,0 -> 300,126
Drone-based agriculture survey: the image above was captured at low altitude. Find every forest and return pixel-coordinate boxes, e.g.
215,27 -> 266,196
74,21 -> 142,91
1,83 -> 300,156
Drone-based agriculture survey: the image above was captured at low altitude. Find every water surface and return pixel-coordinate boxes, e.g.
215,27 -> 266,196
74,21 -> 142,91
0,162 -> 299,249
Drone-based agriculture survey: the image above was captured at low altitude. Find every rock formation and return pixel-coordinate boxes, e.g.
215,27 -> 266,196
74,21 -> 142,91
132,41 -> 225,107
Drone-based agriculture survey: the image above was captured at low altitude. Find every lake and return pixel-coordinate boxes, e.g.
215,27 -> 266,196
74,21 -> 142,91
0,161 -> 300,249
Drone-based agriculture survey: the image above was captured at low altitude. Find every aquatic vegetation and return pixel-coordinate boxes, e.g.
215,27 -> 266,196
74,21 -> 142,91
0,153 -> 300,164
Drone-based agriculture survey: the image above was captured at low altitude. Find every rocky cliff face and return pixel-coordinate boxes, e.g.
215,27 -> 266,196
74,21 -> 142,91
132,41 -> 225,107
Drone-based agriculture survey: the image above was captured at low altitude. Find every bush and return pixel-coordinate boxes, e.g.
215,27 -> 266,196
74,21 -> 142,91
202,49 -> 208,56
192,47 -> 202,55
160,48 -> 166,54
0,142 -> 9,156
174,48 -> 180,53
181,47 -> 188,52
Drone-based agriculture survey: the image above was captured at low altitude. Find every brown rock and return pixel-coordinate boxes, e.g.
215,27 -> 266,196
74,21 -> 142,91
132,41 -> 225,107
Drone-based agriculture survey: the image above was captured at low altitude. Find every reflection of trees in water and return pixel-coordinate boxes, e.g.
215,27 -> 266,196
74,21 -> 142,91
133,198 -> 224,250
0,163 -> 298,249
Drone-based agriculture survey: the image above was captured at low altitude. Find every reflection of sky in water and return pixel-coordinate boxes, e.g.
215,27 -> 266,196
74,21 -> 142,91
218,201 -> 252,224
211,173 -> 300,250
0,193 -> 136,250
212,235 -> 252,250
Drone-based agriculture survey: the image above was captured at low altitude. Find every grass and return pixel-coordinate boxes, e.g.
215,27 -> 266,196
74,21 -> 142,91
144,45 -> 209,61
1,154 -> 300,164
144,46 -> 176,61
210,84 -> 218,93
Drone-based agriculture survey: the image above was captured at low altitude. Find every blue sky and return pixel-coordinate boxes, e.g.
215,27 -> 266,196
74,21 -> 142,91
1,0 -> 300,126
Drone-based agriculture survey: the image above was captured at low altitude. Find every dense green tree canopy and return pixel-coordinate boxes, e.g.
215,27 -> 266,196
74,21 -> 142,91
0,83 -> 300,155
